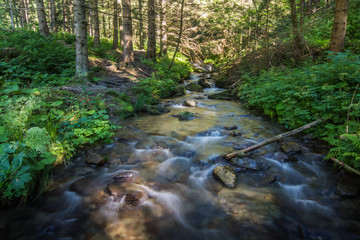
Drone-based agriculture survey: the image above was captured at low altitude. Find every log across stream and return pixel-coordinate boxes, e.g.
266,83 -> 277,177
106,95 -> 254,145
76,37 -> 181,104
0,74 -> 359,240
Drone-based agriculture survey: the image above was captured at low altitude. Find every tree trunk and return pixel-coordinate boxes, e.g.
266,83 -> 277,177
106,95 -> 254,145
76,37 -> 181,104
62,0 -> 66,31
93,0 -> 100,46
224,119 -> 324,160
146,0 -> 156,60
159,0 -> 167,56
102,15 -> 106,37
329,0 -> 349,52
35,0 -> 50,36
122,0 -> 134,65
119,5 -> 124,48
8,0 -> 15,29
138,0 -> 144,49
74,0 -> 89,79
168,0 -> 185,70
50,0 -> 56,31
113,0 -> 119,49
289,0 -> 305,56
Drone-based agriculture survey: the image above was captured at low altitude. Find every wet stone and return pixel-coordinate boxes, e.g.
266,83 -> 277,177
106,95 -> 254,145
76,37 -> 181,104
230,158 -> 270,171
69,178 -> 93,196
273,152 -> 298,163
213,165 -> 238,188
185,82 -> 204,92
335,172 -> 360,197
112,172 -> 135,183
233,142 -> 253,150
230,130 -> 242,137
280,141 -> 301,155
86,151 -> 106,166
224,126 -> 237,130
177,111 -> 197,121
125,191 -> 144,206
183,100 -> 197,107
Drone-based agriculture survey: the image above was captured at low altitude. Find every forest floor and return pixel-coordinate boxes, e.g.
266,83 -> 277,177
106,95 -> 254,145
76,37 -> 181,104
89,50 -> 154,93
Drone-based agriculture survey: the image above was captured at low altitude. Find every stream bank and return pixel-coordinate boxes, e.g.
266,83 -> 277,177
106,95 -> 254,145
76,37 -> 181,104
0,73 -> 359,240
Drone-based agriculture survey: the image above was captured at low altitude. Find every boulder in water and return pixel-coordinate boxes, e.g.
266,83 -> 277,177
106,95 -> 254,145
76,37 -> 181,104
171,86 -> 186,97
113,172 -> 136,183
214,78 -> 229,88
230,130 -> 243,137
146,105 -> 170,115
224,126 -> 237,130
69,178 -> 93,195
198,78 -> 211,88
280,141 -> 301,155
125,191 -> 145,206
185,82 -> 204,92
208,90 -> 234,100
335,172 -> 360,197
177,111 -> 196,121
230,158 -> 270,171
107,183 -> 126,197
183,100 -> 197,107
86,151 -> 106,166
157,157 -> 191,182
213,165 -> 238,188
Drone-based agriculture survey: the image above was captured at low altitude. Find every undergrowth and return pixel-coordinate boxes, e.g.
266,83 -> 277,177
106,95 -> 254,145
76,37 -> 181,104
237,52 -> 360,169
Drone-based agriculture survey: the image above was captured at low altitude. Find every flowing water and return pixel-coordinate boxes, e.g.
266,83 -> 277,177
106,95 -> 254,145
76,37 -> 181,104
1,74 -> 359,240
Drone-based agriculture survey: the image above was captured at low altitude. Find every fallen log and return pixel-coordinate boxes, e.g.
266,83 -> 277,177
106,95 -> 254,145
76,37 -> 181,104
224,119 -> 324,160
330,157 -> 360,177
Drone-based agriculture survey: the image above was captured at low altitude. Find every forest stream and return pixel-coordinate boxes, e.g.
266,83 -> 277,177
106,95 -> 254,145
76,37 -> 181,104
1,74 -> 359,240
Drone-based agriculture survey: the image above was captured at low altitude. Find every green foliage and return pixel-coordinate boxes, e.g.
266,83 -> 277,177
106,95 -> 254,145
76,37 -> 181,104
237,52 -> 360,169
134,55 -> 192,107
0,84 -> 118,204
0,30 -> 75,87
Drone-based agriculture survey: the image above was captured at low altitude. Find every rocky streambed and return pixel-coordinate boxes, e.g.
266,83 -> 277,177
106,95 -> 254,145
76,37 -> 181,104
0,73 -> 359,240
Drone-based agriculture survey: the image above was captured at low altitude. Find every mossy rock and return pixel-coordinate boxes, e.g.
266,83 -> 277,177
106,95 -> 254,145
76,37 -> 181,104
177,111 -> 196,121
171,85 -> 186,97
146,105 -> 171,115
198,78 -> 211,88
208,90 -> 235,100
214,78 -> 229,88
212,165 -> 237,188
185,82 -> 203,92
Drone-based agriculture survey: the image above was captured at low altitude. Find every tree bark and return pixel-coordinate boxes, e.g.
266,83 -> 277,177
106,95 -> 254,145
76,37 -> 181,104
289,0 -> 305,56
50,0 -> 56,31
93,0 -> 100,46
122,0 -> 134,65
329,0 -> 349,52
224,119 -> 324,160
159,0 -> 167,56
74,0 -> 89,79
330,158 -> 360,176
119,5 -> 124,48
113,0 -> 119,49
8,0 -> 15,29
146,0 -> 156,60
168,0 -> 185,70
35,0 -> 50,36
62,0 -> 66,31
138,0 -> 144,49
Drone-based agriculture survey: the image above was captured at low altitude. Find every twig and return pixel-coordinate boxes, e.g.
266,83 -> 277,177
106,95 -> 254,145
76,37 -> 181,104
330,157 -> 360,176
346,83 -> 359,134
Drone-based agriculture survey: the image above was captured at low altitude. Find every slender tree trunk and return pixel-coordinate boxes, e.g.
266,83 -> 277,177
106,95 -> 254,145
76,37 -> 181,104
122,0 -> 134,65
50,0 -> 56,31
62,0 -> 66,31
88,9 -> 93,37
289,0 -> 305,56
159,0 -> 167,56
23,0 -> 29,25
168,0 -> 185,70
329,0 -> 349,52
102,15 -> 106,37
119,5 -> 124,48
74,0 -> 89,78
35,0 -> 50,36
146,0 -> 156,60
113,0 -> 119,49
8,0 -> 15,29
138,0 -> 144,49
93,0 -> 100,46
